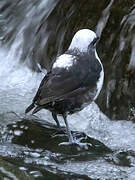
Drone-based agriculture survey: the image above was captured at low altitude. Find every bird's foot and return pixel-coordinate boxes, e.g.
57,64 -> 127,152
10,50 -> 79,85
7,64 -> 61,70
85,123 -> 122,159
59,136 -> 92,150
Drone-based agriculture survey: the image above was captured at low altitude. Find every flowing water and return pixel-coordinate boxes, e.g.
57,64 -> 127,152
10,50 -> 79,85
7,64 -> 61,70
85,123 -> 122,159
0,0 -> 135,179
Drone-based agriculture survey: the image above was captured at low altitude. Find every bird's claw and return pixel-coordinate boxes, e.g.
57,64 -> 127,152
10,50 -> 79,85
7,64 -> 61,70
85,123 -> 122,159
59,137 -> 92,150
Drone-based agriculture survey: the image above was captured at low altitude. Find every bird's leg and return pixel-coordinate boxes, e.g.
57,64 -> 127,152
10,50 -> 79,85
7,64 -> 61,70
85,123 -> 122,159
52,112 -> 61,129
60,114 -> 91,149
62,113 -> 74,143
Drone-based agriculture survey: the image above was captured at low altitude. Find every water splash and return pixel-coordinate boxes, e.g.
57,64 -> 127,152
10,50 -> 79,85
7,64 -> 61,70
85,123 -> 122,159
96,0 -> 114,37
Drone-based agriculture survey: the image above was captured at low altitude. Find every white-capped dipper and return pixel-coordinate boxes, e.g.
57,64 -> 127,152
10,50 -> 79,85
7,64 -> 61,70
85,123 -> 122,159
25,29 -> 104,146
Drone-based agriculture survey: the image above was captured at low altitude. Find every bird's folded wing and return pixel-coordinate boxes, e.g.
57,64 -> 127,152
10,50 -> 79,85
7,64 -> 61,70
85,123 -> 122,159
33,65 -> 88,105
32,56 -> 101,106
39,71 -> 84,105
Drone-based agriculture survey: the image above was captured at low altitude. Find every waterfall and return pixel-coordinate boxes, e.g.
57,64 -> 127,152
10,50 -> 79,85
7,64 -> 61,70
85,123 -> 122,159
0,1 -> 135,179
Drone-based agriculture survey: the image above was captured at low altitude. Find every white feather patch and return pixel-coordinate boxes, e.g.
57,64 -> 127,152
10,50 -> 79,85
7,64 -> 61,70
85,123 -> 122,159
53,54 -> 75,69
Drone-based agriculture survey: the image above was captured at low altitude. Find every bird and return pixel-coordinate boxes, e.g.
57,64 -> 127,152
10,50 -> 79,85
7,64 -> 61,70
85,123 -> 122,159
25,29 -> 104,146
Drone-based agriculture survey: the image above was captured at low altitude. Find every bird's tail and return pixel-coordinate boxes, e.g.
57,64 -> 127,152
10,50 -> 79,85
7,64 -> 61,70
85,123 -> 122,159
25,103 -> 35,114
32,106 -> 42,114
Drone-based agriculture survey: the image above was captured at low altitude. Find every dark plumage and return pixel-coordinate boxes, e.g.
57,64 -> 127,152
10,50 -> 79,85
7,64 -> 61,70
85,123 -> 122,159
25,29 -> 104,145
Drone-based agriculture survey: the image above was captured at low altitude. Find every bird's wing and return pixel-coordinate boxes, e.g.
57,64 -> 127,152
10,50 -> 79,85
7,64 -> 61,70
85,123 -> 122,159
37,67 -> 85,105
25,71 -> 51,113
32,53 -> 101,106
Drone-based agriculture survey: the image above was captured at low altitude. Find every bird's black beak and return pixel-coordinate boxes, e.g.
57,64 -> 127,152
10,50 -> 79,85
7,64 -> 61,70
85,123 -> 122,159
88,36 -> 100,50
92,36 -> 99,47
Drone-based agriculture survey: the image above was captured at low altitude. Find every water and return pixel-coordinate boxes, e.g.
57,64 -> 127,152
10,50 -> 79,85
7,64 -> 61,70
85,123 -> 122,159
0,0 -> 135,179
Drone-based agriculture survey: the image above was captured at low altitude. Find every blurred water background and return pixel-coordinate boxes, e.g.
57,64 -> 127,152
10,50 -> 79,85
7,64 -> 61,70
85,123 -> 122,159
0,0 -> 135,179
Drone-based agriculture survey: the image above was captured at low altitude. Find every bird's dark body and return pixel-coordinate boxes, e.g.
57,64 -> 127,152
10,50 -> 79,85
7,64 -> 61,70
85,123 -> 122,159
25,29 -> 104,145
26,49 -> 102,116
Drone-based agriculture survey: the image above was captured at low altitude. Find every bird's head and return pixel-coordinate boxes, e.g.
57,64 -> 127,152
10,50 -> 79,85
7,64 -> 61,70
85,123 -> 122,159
68,29 -> 99,52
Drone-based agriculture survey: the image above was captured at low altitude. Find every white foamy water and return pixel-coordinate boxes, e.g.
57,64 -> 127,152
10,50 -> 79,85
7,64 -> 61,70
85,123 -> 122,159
0,32 -> 45,114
